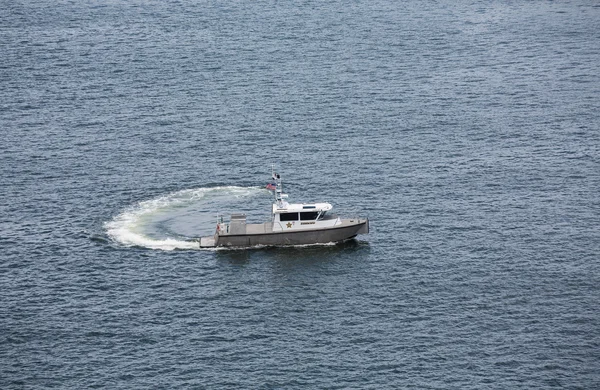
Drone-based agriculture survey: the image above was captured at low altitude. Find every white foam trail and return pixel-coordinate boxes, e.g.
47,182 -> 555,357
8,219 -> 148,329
105,186 -> 262,251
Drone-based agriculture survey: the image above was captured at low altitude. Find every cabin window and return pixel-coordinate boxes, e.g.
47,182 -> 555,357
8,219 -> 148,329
300,211 -> 319,221
279,212 -> 298,221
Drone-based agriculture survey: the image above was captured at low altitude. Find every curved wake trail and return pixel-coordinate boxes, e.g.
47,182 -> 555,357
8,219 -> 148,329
105,186 -> 263,251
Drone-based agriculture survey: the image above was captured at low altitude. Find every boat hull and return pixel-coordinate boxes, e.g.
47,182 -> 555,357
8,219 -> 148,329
207,219 -> 368,248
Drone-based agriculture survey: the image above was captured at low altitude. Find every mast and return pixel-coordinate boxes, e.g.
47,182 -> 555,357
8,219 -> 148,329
270,165 -> 287,208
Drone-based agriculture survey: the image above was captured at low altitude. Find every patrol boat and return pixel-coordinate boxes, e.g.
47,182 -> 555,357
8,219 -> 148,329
199,171 -> 369,248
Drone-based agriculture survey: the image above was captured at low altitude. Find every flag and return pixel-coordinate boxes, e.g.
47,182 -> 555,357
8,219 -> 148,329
266,182 -> 276,191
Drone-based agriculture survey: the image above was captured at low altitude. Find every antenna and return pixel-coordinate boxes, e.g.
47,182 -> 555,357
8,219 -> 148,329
270,165 -> 287,207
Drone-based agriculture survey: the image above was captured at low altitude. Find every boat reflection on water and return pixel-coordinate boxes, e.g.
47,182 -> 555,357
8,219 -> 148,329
214,238 -> 370,265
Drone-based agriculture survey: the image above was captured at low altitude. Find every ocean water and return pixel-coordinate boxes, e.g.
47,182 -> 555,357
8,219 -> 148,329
1,0 -> 599,388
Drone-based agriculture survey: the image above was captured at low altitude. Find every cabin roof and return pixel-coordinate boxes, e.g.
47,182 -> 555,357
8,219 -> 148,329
272,202 -> 332,214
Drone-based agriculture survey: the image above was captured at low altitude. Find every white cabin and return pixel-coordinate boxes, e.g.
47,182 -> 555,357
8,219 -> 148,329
271,202 -> 340,232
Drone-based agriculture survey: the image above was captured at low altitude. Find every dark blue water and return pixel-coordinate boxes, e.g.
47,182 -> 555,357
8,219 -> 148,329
2,0 -> 599,388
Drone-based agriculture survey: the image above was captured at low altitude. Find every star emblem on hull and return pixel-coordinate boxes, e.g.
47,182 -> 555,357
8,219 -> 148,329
286,222 -> 292,228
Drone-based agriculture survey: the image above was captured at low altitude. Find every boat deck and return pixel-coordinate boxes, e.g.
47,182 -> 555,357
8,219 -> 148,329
246,223 -> 271,234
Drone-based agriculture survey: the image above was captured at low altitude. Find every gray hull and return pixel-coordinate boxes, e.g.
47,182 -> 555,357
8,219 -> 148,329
204,218 -> 368,248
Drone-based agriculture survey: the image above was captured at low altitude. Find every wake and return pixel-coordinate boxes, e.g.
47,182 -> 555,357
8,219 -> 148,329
105,186 -> 262,251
